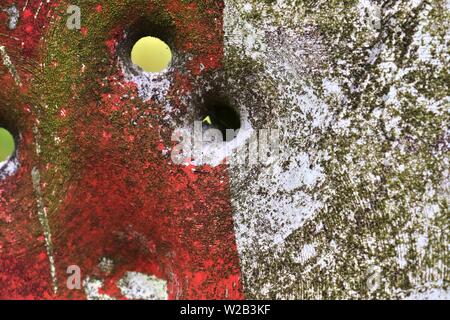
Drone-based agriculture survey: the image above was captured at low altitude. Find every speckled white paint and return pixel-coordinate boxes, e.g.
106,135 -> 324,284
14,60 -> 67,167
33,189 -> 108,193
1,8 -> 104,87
117,272 -> 168,300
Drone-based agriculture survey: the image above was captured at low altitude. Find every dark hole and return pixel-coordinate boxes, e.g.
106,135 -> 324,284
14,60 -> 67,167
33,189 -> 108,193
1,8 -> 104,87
117,14 -> 176,74
201,95 -> 241,142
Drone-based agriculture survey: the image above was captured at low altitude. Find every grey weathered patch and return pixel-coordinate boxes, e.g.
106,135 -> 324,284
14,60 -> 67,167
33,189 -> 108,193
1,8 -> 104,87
117,272 -> 168,300
0,45 -> 21,86
3,6 -> 19,30
225,0 -> 449,299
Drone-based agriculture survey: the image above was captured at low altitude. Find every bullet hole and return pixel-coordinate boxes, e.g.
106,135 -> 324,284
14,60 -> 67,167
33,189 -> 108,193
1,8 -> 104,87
200,95 -> 241,142
131,36 -> 172,73
0,127 -> 15,163
118,15 -> 176,75
0,104 -> 21,178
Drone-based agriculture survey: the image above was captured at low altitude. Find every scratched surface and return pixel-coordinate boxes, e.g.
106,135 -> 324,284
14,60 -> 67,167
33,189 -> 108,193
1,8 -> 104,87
0,0 -> 449,300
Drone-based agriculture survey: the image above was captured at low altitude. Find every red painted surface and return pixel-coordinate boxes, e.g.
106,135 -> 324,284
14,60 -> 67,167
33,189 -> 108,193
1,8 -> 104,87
0,0 -> 58,300
0,0 -> 244,300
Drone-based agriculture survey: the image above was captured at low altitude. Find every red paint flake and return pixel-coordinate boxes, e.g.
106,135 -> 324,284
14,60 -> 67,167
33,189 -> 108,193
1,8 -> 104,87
80,27 -> 88,37
104,39 -> 117,55
24,25 -> 34,34
23,9 -> 33,19
60,108 -> 68,118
